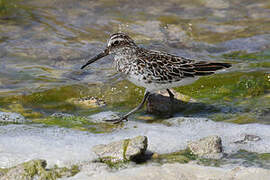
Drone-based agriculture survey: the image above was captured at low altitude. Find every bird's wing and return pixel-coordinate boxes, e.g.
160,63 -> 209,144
136,50 -> 231,84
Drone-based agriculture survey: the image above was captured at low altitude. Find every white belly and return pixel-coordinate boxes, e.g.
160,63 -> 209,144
127,74 -> 198,92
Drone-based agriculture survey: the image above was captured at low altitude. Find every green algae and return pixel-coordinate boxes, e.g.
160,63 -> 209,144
0,84 -> 96,114
258,153 -> 270,161
33,115 -> 118,133
225,114 -> 258,124
210,113 -> 260,124
152,149 -> 196,164
0,80 -> 145,130
0,79 -> 145,115
101,80 -> 145,109
0,0 -> 20,16
222,50 -> 270,61
123,139 -> 130,161
98,158 -> 129,169
0,103 -> 43,119
197,158 -> 222,167
157,15 -> 182,26
22,159 -> 47,179
174,71 -> 269,101
21,85 -> 90,110
98,149 -> 196,169
173,71 -> 270,123
249,62 -> 270,68
0,168 -> 8,176
51,165 -> 80,178
197,150 -> 270,168
228,150 -> 270,168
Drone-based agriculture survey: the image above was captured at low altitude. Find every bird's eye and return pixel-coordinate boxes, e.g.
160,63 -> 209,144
113,40 -> 119,45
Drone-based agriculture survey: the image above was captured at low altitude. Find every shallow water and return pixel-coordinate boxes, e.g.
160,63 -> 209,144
0,0 -> 270,172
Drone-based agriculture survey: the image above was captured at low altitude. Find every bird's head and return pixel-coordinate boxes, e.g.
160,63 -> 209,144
81,33 -> 136,69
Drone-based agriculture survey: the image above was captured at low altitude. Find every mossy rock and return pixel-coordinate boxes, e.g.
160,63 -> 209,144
92,136 -> 148,166
0,159 -> 79,180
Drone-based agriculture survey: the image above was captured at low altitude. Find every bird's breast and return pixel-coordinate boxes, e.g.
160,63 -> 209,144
113,54 -> 135,74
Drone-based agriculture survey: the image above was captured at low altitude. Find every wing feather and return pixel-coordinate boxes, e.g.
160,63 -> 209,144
136,49 -> 231,84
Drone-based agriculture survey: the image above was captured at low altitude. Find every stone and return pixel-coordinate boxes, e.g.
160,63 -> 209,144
92,136 -> 148,163
234,134 -> 261,144
188,135 -> 223,159
0,159 -> 47,180
146,89 -> 195,115
0,159 -> 79,180
0,112 -> 27,124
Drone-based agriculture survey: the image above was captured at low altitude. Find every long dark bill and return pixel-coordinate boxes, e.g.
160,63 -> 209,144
81,49 -> 109,69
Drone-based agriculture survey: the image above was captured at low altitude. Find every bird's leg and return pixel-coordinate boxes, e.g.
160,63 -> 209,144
167,89 -> 174,117
105,91 -> 150,124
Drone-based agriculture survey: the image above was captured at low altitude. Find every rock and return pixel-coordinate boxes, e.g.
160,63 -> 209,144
0,159 -> 47,180
92,136 -> 148,163
0,112 -> 27,124
0,159 -> 79,180
146,89 -> 195,115
188,135 -> 223,159
234,134 -> 262,144
69,96 -> 106,108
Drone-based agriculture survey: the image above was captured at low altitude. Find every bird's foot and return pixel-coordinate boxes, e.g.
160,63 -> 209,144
105,116 -> 128,124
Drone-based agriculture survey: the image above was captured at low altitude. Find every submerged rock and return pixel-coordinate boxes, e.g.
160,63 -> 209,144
0,112 -> 27,124
146,89 -> 195,115
92,136 -> 148,163
188,135 -> 223,159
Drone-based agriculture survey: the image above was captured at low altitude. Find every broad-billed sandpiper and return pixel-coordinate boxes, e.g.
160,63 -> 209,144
81,33 -> 231,123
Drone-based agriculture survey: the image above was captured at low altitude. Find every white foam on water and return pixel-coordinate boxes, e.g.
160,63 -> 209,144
0,112 -> 270,168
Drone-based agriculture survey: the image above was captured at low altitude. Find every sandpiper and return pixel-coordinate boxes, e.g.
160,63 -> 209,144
81,33 -> 231,123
